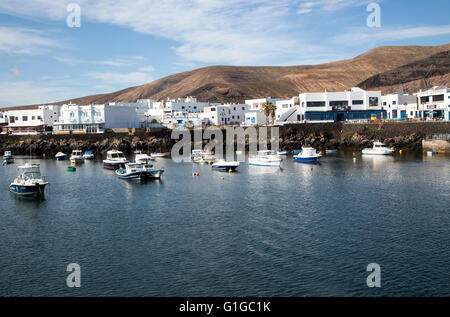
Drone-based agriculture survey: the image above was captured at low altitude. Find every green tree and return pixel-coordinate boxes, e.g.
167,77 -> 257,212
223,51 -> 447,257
262,101 -> 277,125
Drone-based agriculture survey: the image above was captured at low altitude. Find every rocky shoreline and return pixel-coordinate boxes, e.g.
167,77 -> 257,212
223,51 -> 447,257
0,122 -> 449,156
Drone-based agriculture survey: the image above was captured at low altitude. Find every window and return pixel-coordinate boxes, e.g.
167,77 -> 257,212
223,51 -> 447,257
233,107 -> 236,110
330,101 -> 348,107
306,101 -> 326,107
22,116 -> 28,121
433,95 -> 444,102
393,101 -> 397,105
242,107 -> 245,110
9,116 -> 15,123
32,116 -> 35,120
383,102 -> 387,106
353,100 -> 364,105
420,96 -> 430,104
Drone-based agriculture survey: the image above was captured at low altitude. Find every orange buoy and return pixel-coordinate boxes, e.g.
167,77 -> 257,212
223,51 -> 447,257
310,167 -> 313,171
196,172 -> 200,177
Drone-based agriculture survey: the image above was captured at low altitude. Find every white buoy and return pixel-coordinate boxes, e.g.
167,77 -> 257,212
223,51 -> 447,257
427,151 -> 433,157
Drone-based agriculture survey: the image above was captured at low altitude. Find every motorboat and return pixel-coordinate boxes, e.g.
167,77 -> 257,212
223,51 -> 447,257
9,163 -> 48,197
103,150 -> 128,169
293,147 -> 321,163
248,150 -> 282,167
191,150 -> 216,164
135,150 -> 155,164
115,163 -> 164,181
55,152 -> 67,161
362,142 -> 394,155
3,151 -> 14,164
277,151 -> 288,156
151,152 -> 171,158
211,160 -> 240,171
70,149 -> 83,164
82,150 -> 95,160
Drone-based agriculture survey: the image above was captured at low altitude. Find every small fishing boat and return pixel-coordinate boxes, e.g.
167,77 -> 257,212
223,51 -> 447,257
293,147 -> 321,163
151,152 -> 171,158
211,160 -> 240,171
70,150 -> 83,164
191,150 -> 216,164
82,150 -> 95,160
362,142 -> 393,155
135,151 -> 155,164
55,152 -> 67,161
115,163 -> 164,181
3,151 -> 14,164
103,150 -> 128,170
248,150 -> 282,167
9,163 -> 48,197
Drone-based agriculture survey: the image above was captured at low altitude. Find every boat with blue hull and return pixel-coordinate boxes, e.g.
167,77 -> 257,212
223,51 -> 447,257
293,147 -> 321,163
9,163 -> 48,197
115,163 -> 164,181
211,160 -> 240,171
83,150 -> 95,160
103,150 -> 128,170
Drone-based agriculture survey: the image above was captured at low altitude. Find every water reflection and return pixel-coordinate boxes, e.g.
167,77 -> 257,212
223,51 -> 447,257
362,155 -> 394,170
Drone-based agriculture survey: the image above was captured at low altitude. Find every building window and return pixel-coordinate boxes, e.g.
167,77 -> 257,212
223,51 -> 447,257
420,96 -> 430,104
306,101 -> 326,107
32,116 -> 35,120
242,107 -> 245,110
393,101 -> 397,105
330,101 -> 348,107
383,102 -> 387,106
433,95 -> 444,102
22,116 -> 28,121
353,100 -> 364,105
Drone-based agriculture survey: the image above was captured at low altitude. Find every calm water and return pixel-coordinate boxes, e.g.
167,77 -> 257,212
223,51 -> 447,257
0,152 -> 449,297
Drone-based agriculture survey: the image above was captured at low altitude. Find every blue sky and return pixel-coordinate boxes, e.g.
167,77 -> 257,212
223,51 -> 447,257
0,0 -> 449,106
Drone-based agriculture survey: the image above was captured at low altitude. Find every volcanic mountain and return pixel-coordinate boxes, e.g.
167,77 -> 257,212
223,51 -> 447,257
4,43 -> 450,110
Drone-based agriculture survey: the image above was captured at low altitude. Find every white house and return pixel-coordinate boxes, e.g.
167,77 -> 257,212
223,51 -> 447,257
245,97 -> 283,111
275,97 -> 300,124
298,87 -> 385,123
53,104 -> 139,134
244,111 -> 267,126
4,105 -> 59,134
165,96 -> 210,113
199,104 -> 249,126
382,91 -> 419,120
416,86 -> 450,121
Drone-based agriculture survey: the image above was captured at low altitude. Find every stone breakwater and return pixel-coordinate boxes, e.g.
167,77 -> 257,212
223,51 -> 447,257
0,122 -> 449,156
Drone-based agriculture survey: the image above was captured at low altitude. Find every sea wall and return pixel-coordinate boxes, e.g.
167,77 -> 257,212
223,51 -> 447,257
0,122 -> 449,156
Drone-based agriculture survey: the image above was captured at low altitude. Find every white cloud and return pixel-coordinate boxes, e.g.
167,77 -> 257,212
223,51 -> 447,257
11,65 -> 20,76
53,56 -> 145,67
0,81 -> 72,106
138,65 -> 155,73
297,0 -> 375,14
0,26 -> 62,55
334,25 -> 450,43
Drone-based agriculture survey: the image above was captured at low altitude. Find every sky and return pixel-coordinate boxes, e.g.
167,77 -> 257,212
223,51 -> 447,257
0,0 -> 449,106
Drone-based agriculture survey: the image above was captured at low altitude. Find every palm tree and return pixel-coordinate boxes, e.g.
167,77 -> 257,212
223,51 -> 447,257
262,101 -> 277,125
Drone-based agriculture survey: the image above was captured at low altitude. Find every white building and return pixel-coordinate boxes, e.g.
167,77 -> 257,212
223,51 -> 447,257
298,87 -> 385,122
416,86 -> 450,121
4,105 -> 59,134
199,104 -> 249,126
165,96 -> 210,113
275,97 -> 300,124
244,111 -> 267,126
245,97 -> 283,111
382,91 -> 419,120
53,104 -> 140,134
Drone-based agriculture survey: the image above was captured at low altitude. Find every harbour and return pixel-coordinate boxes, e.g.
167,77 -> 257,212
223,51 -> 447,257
0,151 -> 449,296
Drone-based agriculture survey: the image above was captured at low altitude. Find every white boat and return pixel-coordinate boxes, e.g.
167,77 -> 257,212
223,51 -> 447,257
191,150 -> 216,164
103,150 -> 128,169
3,151 -> 14,164
82,151 -> 95,160
362,142 -> 394,155
115,163 -> 164,181
135,151 -> 155,164
9,163 -> 48,197
277,151 -> 288,156
293,147 -> 321,163
211,160 -> 240,171
70,149 -> 83,164
55,152 -> 67,160
151,152 -> 171,158
248,150 -> 282,167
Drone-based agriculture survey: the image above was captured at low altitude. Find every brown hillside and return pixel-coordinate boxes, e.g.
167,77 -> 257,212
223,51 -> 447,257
3,43 -> 450,110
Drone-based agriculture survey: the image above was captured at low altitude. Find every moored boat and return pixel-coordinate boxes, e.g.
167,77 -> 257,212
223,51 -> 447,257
151,152 -> 171,158
277,150 -> 288,156
70,150 -> 83,164
293,147 -> 321,163
211,160 -> 240,171
3,151 -> 14,164
115,163 -> 164,180
135,150 -> 155,164
191,150 -> 216,164
362,142 -> 394,155
55,152 -> 67,161
103,150 -> 128,169
9,163 -> 48,197
248,150 -> 282,167
82,150 -> 95,160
